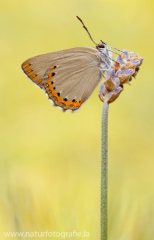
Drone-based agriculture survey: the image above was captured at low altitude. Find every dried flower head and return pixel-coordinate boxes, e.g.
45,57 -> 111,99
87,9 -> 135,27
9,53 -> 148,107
98,49 -> 144,103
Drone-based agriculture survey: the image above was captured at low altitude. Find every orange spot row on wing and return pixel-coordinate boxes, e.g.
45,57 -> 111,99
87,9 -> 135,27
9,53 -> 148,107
50,66 -> 57,70
31,74 -> 37,80
46,86 -> 84,109
36,79 -> 42,85
48,73 -> 53,79
45,81 -> 53,88
22,63 -> 31,69
25,69 -> 33,74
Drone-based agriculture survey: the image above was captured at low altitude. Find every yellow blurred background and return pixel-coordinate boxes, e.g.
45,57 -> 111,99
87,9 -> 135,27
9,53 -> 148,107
0,0 -> 154,239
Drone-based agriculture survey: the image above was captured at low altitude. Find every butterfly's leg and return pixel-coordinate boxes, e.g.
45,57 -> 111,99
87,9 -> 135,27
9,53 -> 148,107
100,69 -> 110,78
100,71 -> 105,78
102,52 -> 119,64
110,46 -> 123,52
108,48 -> 121,58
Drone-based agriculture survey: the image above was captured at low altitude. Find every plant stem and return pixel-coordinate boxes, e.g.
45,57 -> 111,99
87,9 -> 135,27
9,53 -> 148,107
100,101 -> 109,240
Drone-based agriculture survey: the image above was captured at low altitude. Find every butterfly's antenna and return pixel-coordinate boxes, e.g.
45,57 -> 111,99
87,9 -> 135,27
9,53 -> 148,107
76,16 -> 97,45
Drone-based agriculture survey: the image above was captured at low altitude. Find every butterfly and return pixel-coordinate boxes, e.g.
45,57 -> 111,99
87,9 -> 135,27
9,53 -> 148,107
21,16 -> 113,112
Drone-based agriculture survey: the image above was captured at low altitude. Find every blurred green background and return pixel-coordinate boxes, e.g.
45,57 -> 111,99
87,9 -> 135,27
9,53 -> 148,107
0,0 -> 154,239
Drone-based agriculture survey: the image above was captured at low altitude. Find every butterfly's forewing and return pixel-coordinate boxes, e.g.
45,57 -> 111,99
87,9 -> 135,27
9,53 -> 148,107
21,47 -> 102,111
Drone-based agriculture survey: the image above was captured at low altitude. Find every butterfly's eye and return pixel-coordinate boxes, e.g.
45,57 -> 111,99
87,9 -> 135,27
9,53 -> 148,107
97,43 -> 105,49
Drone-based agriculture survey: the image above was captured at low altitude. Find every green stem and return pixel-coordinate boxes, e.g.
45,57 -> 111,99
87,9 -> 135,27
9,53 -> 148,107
100,101 -> 109,240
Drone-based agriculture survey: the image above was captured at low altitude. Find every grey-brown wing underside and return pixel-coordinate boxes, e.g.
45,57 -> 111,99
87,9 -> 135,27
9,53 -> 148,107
21,47 -> 102,111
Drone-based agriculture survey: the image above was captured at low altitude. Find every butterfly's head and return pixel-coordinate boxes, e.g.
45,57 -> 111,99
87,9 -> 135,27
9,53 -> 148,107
96,40 -> 107,50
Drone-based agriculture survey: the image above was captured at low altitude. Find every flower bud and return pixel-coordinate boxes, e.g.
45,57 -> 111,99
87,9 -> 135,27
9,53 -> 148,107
98,48 -> 144,104
104,69 -> 116,91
